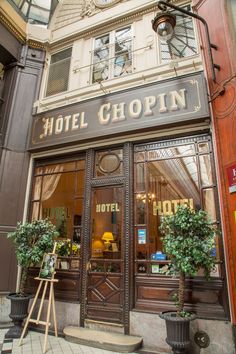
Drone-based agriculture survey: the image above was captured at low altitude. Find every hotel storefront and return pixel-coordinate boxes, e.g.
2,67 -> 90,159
26,72 -> 229,344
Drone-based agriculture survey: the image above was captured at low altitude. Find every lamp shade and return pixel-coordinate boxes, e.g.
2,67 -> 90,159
102,232 -> 114,242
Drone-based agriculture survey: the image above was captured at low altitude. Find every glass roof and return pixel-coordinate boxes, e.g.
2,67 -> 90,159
9,0 -> 58,26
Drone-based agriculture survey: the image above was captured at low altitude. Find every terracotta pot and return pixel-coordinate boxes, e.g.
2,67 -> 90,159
5,293 -> 33,338
159,311 -> 196,354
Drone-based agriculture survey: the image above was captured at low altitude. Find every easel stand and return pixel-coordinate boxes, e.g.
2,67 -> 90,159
19,276 -> 58,353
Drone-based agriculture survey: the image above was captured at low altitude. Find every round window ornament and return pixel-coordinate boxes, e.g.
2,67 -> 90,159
93,0 -> 121,8
98,153 -> 121,173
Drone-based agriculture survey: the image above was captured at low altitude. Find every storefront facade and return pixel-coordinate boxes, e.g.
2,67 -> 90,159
13,0 -> 235,352
26,71 -> 232,351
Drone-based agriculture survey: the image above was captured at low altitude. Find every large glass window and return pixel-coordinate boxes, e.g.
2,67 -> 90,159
92,26 -> 132,83
134,136 -> 220,276
46,48 -> 72,97
30,158 -> 85,270
160,5 -> 198,63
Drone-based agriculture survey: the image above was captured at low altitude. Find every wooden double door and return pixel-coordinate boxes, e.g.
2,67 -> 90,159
80,147 -> 132,332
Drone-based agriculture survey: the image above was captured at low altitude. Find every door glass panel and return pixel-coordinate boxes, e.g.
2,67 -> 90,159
90,186 -> 123,264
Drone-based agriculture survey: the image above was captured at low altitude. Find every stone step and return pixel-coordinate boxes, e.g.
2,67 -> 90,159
84,318 -> 125,334
63,326 -> 143,353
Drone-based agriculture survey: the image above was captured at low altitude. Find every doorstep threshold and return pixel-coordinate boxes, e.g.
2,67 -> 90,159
64,326 -> 143,353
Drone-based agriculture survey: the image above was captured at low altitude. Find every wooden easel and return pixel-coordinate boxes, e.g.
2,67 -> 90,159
19,243 -> 58,354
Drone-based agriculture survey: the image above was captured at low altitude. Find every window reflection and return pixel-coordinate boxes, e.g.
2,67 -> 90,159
134,138 -> 219,274
90,187 -> 123,263
30,159 -> 85,264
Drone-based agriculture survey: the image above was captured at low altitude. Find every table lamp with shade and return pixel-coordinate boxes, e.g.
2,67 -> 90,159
102,232 -> 114,251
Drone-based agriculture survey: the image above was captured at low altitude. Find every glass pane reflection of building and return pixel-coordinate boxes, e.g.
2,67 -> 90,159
134,138 -> 219,276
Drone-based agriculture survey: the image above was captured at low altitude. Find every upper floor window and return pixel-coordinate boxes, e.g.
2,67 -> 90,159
160,5 -> 198,63
46,47 -> 72,97
92,26 -> 132,83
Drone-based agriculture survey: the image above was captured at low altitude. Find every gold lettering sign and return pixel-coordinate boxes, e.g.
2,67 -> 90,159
153,198 -> 194,216
96,203 -> 120,213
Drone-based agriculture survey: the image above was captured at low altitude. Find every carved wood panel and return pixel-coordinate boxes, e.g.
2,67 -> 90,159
86,273 -> 123,323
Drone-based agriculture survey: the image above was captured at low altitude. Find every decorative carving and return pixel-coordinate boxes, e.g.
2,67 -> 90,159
123,142 -> 133,334
80,148 -> 94,325
81,0 -> 97,17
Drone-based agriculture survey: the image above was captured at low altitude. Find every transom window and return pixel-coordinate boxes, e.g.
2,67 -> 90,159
92,26 -> 132,83
160,5 -> 198,63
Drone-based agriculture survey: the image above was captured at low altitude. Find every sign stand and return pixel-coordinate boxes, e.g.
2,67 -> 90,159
19,244 -> 58,354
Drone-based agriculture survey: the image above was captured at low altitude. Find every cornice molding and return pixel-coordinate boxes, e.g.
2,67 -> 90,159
26,39 -> 46,50
50,3 -> 159,50
0,3 -> 26,44
49,0 -> 188,50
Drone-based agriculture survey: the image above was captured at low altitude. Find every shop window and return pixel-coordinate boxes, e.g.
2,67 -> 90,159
159,5 -> 198,63
91,26 -> 132,83
94,148 -> 123,177
46,48 -> 72,97
134,136 -> 220,277
30,158 -> 85,270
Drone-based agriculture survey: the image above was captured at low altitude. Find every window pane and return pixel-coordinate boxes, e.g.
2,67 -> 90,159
92,34 -> 109,83
135,163 -> 145,191
90,187 -> 123,262
95,149 -> 123,177
114,27 -> 132,77
160,6 -> 198,63
147,144 -> 195,160
32,177 -> 42,200
30,158 -> 85,258
46,48 -> 72,96
198,142 -> 209,153
76,170 -> 85,196
135,194 -> 146,224
199,155 -> 213,186
202,188 -> 217,222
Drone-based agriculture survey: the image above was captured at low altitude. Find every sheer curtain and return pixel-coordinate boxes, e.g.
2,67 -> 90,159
32,165 -> 63,220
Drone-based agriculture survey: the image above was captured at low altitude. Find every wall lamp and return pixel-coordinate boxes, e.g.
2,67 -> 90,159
152,0 -> 220,82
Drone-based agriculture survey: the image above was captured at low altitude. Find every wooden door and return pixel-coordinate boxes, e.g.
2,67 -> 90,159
85,186 -> 124,324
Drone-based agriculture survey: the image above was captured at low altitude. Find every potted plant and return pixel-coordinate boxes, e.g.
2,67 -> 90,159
159,205 -> 216,354
6,219 -> 58,338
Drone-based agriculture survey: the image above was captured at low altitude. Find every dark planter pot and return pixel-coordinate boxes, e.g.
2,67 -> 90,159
159,311 -> 196,354
5,293 -> 33,338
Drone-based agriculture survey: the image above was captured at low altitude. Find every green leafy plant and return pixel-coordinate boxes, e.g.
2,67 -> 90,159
56,239 -> 80,256
159,205 -> 216,317
7,219 -> 58,296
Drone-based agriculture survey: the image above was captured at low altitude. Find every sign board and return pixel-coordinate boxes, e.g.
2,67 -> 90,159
29,72 -> 209,150
227,164 -> 236,193
138,229 -> 146,244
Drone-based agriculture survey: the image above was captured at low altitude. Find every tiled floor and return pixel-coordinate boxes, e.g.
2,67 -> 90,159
0,329 -> 144,354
